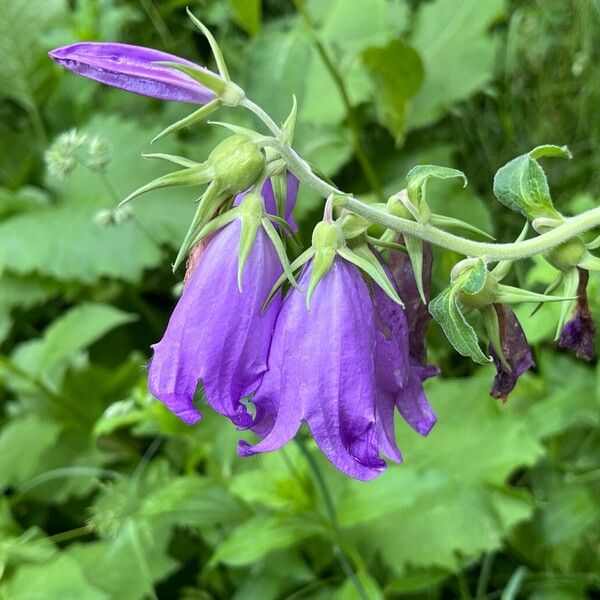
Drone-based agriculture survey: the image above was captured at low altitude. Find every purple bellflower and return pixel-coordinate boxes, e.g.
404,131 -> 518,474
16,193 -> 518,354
488,304 -> 535,401
49,43 -> 217,104
239,257 -> 387,481
559,268 -> 596,361
148,216 -> 281,427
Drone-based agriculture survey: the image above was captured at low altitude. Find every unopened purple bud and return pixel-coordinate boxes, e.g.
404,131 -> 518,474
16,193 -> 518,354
49,43 -> 217,104
559,268 -> 596,361
489,304 -> 535,402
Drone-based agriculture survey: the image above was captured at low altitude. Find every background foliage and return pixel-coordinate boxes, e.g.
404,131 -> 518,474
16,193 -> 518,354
0,0 -> 599,598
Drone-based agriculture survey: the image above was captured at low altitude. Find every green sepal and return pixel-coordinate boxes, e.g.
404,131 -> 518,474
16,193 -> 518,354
261,248 -> 315,313
337,244 -> 403,306
404,234 -> 426,303
188,208 -> 240,249
207,121 -> 269,145
491,223 -> 529,282
155,61 -> 226,95
578,252 -> 600,271
530,273 -> 562,317
430,284 -> 490,365
186,8 -> 230,80
271,172 -> 288,222
480,305 -> 509,371
267,214 -> 294,236
531,216 -> 563,233
458,259 -> 488,295
306,221 -> 342,308
173,181 -> 225,271
555,267 -> 578,339
142,153 -> 201,168
339,212 -> 371,240
366,235 -> 406,252
495,283 -> 576,305
151,99 -> 222,143
237,209 -> 262,292
261,217 -> 299,290
493,145 -> 570,221
388,191 -> 420,222
281,96 -> 298,143
406,165 -> 467,219
586,233 -> 600,250
428,213 -> 495,240
119,164 -> 212,206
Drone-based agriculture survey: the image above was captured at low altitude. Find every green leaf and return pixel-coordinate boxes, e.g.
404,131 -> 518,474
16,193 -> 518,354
406,164 -> 467,207
0,0 -> 65,112
12,303 -> 135,378
409,0 -> 503,129
212,515 -> 321,567
0,415 -> 62,490
229,0 -> 262,35
429,283 -> 490,364
2,554 -> 108,600
361,39 -> 424,141
493,145 -> 571,220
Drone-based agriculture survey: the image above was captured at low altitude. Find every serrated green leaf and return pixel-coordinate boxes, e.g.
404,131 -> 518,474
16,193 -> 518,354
361,39 -> 424,141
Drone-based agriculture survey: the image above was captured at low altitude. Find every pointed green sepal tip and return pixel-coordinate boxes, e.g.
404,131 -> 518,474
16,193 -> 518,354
261,217 -> 300,291
186,8 -> 231,81
555,267 -> 579,340
404,234 -> 427,304
172,181 -> 225,271
495,283 -> 576,305
480,305 -> 510,371
261,248 -> 315,314
338,244 -> 404,307
151,99 -> 222,143
236,193 -> 265,291
306,221 -> 343,308
119,163 -> 212,206
282,96 -> 298,143
141,153 -> 201,168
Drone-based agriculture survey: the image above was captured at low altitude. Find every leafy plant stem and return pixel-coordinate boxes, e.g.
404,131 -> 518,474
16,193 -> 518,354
242,97 -> 600,262
291,0 -> 383,199
294,436 -> 370,600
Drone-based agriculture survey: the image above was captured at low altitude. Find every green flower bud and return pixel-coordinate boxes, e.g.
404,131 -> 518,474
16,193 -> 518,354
544,237 -> 587,272
209,135 -> 265,195
458,272 -> 499,310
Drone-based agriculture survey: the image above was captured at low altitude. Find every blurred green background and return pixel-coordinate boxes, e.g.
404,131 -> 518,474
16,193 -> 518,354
0,0 -> 599,598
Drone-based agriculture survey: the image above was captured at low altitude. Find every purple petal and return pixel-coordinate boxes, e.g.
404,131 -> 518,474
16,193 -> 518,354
239,258 -> 385,481
559,269 -> 596,361
148,219 -> 281,425
489,304 -> 535,401
49,42 -> 215,104
388,242 -> 433,365
375,389 -> 403,463
395,362 -> 438,436
234,171 -> 299,231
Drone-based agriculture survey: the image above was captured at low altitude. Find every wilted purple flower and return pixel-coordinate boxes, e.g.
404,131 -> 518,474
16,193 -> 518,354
388,242 -> 433,365
235,172 -> 299,231
49,43 -> 216,104
372,261 -> 437,462
239,257 -> 386,481
489,304 -> 535,401
559,268 -> 596,361
148,218 -> 281,426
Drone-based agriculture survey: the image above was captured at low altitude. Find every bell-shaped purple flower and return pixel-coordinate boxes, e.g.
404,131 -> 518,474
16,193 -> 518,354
372,264 -> 437,462
239,257 -> 386,481
489,304 -> 535,401
49,43 -> 216,104
148,218 -> 281,426
559,268 -> 596,361
234,172 -> 299,231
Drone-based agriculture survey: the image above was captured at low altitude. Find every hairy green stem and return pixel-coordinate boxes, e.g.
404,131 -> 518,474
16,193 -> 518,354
242,96 -> 600,263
